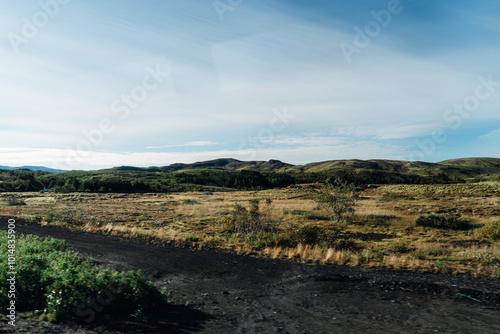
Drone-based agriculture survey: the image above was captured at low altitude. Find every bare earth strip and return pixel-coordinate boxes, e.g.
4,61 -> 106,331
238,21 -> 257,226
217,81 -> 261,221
2,219 -> 500,334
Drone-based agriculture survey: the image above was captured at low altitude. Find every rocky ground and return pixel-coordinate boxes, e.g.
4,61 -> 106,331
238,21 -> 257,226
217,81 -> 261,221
1,220 -> 500,333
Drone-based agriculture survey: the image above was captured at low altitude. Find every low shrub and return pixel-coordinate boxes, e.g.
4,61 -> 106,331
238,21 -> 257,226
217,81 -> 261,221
282,209 -> 328,221
278,224 -> 338,247
330,238 -> 358,251
5,196 -> 26,206
475,220 -> 500,240
180,233 -> 199,242
222,200 -> 280,235
246,231 -> 277,249
289,225 -> 325,245
378,192 -> 403,202
412,247 -> 450,259
283,209 -> 309,216
0,232 -> 169,324
416,213 -> 471,230
354,213 -> 398,226
364,213 -> 397,220
182,199 -> 199,205
434,260 -> 450,272
391,241 -> 409,253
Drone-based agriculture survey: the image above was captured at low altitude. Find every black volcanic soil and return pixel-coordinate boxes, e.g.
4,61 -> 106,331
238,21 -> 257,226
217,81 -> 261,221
2,220 -> 500,334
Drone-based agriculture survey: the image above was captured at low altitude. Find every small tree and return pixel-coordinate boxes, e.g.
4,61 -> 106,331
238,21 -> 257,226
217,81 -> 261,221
315,178 -> 358,222
225,199 -> 279,235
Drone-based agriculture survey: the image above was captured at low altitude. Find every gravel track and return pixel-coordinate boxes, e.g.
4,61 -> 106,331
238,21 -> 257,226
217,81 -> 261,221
2,219 -> 500,333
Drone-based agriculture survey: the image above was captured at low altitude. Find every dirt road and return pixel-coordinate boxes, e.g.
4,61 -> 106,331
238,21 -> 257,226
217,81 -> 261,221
3,219 -> 500,333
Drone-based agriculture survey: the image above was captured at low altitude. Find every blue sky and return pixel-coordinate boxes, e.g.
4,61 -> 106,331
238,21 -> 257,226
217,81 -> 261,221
0,0 -> 499,170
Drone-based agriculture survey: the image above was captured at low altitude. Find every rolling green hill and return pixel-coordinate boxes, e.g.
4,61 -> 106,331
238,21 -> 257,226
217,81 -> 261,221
1,158 -> 500,193
437,158 -> 500,179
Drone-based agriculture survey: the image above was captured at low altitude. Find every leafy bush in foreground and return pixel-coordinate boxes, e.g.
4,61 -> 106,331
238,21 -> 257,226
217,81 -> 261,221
475,220 -> 500,240
0,232 -> 169,323
416,213 -> 471,230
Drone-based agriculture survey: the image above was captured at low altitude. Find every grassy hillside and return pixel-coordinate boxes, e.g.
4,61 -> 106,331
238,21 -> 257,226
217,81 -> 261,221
161,158 -> 293,172
438,157 -> 500,168
1,158 -> 500,193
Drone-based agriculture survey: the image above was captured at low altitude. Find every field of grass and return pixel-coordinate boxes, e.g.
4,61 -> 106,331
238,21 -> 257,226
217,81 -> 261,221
1,182 -> 499,277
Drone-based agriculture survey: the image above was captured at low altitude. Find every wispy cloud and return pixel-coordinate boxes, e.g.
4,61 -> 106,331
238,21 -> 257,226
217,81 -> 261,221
146,141 -> 218,149
376,124 -> 439,140
330,124 -> 439,140
480,129 -> 500,139
0,140 -> 407,170
1,1 -> 499,169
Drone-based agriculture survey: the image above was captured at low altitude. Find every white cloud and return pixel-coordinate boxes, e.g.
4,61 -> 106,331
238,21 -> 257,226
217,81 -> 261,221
1,2 -> 499,168
480,129 -> 500,139
0,139 -> 408,170
146,141 -> 217,149
376,124 -> 439,140
330,124 -> 439,140
271,136 -> 344,147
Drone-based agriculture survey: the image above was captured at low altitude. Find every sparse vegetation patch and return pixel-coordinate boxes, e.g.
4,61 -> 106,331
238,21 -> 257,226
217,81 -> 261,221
475,220 -> 500,240
2,179 -> 500,277
416,213 -> 471,230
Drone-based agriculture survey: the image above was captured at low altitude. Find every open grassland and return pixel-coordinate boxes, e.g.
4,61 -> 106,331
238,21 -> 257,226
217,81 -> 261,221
1,182 -> 499,277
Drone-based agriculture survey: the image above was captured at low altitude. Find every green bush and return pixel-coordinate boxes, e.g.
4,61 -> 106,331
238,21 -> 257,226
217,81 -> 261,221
378,192 -> 403,202
415,213 -> 471,230
288,225 -> 325,245
277,224 -> 338,247
222,200 -> 279,235
391,241 -> 409,253
180,233 -> 199,242
0,232 -> 169,324
315,179 -> 359,222
5,196 -> 26,206
475,220 -> 500,240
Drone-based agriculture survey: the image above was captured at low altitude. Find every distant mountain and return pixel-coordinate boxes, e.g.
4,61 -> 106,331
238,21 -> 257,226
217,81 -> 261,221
112,158 -> 294,173
295,158 -> 500,181
2,157 -> 500,193
438,157 -> 500,169
109,157 -> 500,184
3,157 -> 500,179
0,165 -> 65,173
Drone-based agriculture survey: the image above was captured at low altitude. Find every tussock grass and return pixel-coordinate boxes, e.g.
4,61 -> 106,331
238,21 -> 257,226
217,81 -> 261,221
3,184 -> 500,277
475,220 -> 500,240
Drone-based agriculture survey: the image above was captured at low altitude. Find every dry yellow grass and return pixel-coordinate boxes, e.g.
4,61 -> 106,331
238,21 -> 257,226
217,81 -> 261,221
1,184 -> 499,277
